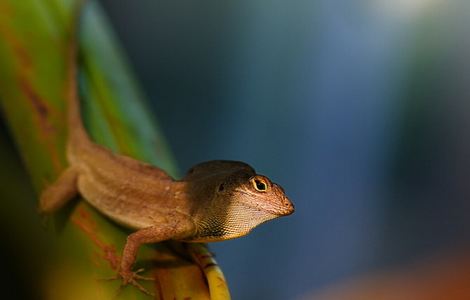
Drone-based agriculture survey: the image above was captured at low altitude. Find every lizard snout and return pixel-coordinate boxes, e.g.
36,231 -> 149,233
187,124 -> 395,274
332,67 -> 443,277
280,196 -> 295,216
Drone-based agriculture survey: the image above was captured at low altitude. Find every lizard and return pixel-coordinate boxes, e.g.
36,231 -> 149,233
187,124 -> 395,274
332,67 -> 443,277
39,1 -> 294,294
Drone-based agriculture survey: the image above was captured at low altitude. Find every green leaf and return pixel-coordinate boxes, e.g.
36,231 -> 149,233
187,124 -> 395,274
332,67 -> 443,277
0,0 -> 230,299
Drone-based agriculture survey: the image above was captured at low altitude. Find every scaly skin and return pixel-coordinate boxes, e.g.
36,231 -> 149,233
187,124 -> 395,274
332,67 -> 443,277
39,1 -> 294,295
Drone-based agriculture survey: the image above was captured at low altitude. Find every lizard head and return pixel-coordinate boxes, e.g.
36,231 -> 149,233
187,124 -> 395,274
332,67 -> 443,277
182,160 -> 294,242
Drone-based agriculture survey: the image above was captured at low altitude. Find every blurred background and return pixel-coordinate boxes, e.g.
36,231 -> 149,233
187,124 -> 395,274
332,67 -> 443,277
94,0 -> 470,299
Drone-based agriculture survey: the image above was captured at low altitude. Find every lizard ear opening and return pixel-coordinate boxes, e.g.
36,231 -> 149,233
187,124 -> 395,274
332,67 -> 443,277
218,183 -> 225,192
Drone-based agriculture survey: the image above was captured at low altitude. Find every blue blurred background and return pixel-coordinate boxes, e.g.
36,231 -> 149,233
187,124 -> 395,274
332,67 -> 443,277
99,0 -> 470,299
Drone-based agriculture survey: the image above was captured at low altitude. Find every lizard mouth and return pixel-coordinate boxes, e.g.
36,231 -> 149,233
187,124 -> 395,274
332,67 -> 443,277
234,190 -> 295,216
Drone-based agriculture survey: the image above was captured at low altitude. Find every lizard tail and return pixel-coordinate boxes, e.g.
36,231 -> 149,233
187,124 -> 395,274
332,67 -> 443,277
66,0 -> 91,149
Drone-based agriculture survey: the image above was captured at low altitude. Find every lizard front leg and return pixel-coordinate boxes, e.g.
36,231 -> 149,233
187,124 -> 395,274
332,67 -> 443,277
118,218 -> 195,294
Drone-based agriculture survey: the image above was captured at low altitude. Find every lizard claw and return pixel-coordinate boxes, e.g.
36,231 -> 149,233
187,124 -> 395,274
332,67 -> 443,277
120,270 -> 155,297
132,268 -> 154,281
100,269 -> 155,297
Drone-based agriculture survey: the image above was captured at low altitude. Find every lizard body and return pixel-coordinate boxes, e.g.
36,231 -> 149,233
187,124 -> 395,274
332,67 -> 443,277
39,2 -> 294,293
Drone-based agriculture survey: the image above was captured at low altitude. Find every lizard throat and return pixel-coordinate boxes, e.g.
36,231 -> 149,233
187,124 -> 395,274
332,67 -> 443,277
186,202 -> 277,243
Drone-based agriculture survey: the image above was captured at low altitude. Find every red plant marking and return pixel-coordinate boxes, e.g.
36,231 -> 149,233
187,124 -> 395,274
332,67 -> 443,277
18,75 -> 49,120
17,74 -> 63,172
71,206 -> 121,270
192,249 -> 218,270
0,12 -> 65,173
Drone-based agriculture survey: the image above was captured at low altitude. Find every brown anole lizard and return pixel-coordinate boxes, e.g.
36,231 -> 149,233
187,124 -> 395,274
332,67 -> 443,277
39,1 -> 294,294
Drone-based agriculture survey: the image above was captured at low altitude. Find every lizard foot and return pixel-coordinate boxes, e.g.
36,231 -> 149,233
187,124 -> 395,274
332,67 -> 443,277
101,268 -> 155,297
120,268 -> 155,296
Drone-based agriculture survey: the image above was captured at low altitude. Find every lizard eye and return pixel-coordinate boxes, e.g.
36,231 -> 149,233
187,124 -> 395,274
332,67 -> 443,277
218,183 -> 225,192
251,177 -> 268,192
